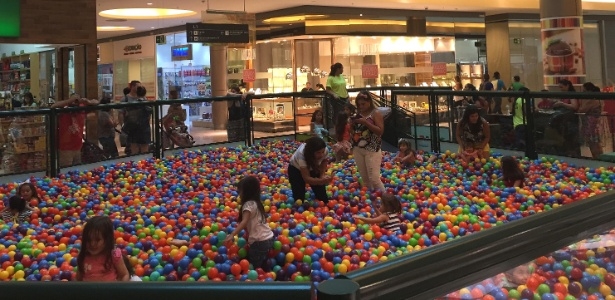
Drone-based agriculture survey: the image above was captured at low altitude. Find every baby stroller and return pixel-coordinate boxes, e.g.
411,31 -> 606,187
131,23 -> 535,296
162,114 -> 195,149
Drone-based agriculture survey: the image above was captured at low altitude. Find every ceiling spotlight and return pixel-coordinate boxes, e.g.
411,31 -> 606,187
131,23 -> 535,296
147,2 -> 153,5
360,14 -> 363,16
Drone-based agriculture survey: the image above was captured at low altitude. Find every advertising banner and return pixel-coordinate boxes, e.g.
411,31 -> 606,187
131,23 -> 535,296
541,16 -> 585,86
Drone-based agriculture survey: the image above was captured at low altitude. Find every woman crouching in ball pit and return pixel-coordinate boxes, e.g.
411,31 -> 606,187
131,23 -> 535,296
224,176 -> 274,270
287,137 -> 332,203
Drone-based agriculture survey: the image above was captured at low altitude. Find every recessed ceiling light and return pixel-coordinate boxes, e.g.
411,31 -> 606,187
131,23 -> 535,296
360,14 -> 363,16
99,8 -> 197,19
151,26 -> 155,29
147,2 -> 153,5
97,26 -> 135,32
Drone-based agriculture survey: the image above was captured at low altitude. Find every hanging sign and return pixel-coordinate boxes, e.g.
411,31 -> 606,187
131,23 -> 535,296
242,69 -> 256,82
361,64 -> 379,79
432,63 -> 448,76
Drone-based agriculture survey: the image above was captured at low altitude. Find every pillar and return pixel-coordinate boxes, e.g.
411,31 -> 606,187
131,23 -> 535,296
539,0 -> 585,88
485,18 -> 511,87
210,44 -> 229,130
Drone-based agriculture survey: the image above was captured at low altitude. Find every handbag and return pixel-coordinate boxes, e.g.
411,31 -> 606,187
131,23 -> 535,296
116,129 -> 128,147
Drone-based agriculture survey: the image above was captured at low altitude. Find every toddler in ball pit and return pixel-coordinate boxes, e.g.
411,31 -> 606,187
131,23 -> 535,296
459,142 -> 480,163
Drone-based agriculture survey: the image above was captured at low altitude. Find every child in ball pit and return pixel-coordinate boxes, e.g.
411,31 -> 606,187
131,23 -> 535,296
353,193 -> 402,233
1,196 -> 32,224
76,216 -> 130,281
224,176 -> 274,270
394,138 -> 417,167
501,156 -> 525,188
18,182 -> 39,211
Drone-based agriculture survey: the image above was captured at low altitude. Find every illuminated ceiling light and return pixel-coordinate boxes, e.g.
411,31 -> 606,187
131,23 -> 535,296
582,0 -> 615,2
99,8 -> 197,19
263,15 -> 327,24
146,2 -> 153,5
97,26 -> 135,31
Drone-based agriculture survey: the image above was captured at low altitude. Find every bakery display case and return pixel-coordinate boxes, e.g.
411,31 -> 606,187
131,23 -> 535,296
252,97 -> 295,133
458,61 -> 484,88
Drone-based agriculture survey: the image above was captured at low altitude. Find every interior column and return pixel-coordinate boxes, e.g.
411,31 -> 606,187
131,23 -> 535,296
485,17 -> 511,87
539,0 -> 585,88
210,44 -> 228,130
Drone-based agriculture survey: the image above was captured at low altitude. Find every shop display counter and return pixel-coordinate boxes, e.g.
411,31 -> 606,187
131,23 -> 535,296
0,115 -> 47,174
252,97 -> 295,133
295,97 -> 322,127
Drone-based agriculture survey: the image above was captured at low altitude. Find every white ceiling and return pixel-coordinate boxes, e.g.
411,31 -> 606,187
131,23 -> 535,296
96,0 -> 615,39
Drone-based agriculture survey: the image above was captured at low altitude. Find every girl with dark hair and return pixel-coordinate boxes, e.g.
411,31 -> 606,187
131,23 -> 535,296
287,137 -> 331,202
1,196 -> 31,223
18,182 -> 39,211
456,105 -> 491,160
310,109 -> 328,139
77,216 -> 129,281
23,92 -> 36,108
224,176 -> 274,269
353,193 -> 403,233
501,156 -> 525,188
332,111 -> 352,161
326,62 -> 348,101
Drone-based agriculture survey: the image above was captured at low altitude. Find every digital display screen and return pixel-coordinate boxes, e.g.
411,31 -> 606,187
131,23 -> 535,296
0,0 -> 20,37
171,44 -> 192,61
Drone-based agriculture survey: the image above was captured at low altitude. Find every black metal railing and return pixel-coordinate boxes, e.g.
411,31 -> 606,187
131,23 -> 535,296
1,89 -> 612,178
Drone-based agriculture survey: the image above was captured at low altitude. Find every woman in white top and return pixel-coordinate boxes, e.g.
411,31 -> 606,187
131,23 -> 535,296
288,137 -> 332,203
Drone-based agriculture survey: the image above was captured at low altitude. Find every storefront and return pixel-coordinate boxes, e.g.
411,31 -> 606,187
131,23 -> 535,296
0,44 -> 59,109
110,36 -> 156,101
155,31 -> 213,124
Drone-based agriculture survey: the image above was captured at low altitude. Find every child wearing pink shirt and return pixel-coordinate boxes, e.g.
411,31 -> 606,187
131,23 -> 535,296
76,216 -> 129,281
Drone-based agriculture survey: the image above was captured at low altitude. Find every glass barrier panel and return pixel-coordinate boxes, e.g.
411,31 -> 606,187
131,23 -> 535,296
252,96 -> 296,140
0,114 -> 48,175
295,96 -> 323,140
437,229 -> 615,300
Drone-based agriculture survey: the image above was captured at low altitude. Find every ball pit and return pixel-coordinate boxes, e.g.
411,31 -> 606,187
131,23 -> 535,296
441,231 -> 615,300
0,140 -> 613,286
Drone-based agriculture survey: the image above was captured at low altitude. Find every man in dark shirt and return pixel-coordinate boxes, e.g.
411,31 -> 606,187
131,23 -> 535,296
301,82 -> 314,93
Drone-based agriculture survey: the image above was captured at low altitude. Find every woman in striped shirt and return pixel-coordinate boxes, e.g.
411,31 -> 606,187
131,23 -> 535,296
353,193 -> 402,233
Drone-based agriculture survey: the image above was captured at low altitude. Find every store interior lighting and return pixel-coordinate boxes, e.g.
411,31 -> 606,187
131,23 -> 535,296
99,8 -> 197,19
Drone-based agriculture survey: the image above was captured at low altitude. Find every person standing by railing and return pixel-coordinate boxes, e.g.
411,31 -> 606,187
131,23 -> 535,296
52,94 -> 99,167
351,90 -> 385,192
326,63 -> 348,102
551,79 -> 580,157
492,71 -> 507,115
580,82 -> 604,158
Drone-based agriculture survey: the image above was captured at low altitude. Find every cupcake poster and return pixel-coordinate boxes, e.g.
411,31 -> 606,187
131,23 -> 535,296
540,16 -> 585,86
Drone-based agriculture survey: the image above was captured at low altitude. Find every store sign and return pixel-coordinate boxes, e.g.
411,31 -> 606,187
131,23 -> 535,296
361,64 -> 379,79
241,49 -> 255,60
186,23 -> 250,43
0,0 -> 19,37
432,63 -> 447,76
242,69 -> 256,82
123,44 -> 142,56
113,36 -> 155,59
